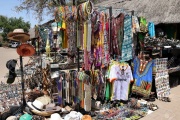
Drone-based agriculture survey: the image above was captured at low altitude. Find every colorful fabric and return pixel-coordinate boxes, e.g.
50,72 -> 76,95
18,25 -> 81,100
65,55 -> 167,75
132,16 -> 140,33
121,15 -> 133,61
148,22 -> 155,38
139,17 -> 148,33
132,57 -> 154,98
117,13 -> 124,55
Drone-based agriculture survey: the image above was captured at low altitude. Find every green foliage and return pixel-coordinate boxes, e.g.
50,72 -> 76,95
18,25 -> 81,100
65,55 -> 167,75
0,15 -> 30,41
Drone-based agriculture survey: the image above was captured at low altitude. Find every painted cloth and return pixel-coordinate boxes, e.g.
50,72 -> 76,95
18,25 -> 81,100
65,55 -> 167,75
148,22 -> 155,38
109,64 -> 133,101
121,15 -> 133,61
132,57 -> 154,98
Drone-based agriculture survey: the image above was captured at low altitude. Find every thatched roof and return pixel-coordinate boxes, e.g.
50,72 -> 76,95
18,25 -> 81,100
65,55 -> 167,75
95,0 -> 180,24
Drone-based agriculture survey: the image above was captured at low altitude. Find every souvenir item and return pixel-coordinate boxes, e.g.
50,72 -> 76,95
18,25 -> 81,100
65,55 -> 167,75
155,58 -> 170,101
109,62 -> 133,101
148,22 -> 155,38
7,29 -> 30,43
49,113 -> 63,120
16,44 -> 35,57
6,59 -> 17,84
132,56 -> 154,98
139,17 -> 148,33
121,15 -> 133,61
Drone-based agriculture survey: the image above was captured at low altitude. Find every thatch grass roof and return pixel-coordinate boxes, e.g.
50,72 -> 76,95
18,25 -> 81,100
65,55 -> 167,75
95,0 -> 180,24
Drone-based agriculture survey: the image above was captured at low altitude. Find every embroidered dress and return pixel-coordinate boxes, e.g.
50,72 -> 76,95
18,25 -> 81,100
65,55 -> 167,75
121,15 -> 133,61
109,64 -> 133,101
132,57 -> 154,98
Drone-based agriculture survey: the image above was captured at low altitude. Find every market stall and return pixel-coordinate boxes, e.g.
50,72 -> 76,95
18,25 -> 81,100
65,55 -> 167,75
2,0 -> 180,120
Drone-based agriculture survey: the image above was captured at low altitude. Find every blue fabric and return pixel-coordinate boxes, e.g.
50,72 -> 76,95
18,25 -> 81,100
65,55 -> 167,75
121,15 -> 133,62
148,22 -> 155,38
133,57 -> 154,86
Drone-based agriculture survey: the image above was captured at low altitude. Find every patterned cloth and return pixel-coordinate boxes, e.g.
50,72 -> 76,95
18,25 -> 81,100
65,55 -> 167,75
132,57 -> 154,98
117,13 -> 125,55
121,15 -> 133,61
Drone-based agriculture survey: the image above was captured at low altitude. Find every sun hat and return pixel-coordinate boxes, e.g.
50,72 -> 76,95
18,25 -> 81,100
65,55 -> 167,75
27,95 -> 61,116
6,116 -> 18,120
64,111 -> 83,120
16,43 -> 35,57
27,95 -> 51,111
49,113 -> 63,120
82,115 -> 92,120
19,113 -> 32,120
7,29 -> 30,43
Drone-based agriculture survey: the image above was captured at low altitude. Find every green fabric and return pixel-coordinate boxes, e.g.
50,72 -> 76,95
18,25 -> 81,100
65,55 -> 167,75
105,81 -> 110,100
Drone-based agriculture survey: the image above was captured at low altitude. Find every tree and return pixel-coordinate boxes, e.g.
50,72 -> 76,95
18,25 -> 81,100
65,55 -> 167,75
0,15 -> 30,41
15,0 -> 106,23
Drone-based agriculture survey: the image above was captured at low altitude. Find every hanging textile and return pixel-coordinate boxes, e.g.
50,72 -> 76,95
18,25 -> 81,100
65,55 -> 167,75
67,21 -> 77,56
116,13 -> 125,56
139,17 -> 148,33
132,16 -> 140,33
132,56 -> 154,98
148,22 -> 155,38
109,62 -> 133,101
121,15 -> 133,61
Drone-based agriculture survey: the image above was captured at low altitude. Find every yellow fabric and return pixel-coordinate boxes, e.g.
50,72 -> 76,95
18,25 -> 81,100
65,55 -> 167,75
45,37 -> 50,57
83,21 -> 88,49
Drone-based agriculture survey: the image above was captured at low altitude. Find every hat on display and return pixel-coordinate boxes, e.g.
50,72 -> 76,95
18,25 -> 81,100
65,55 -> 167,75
64,111 -> 83,120
6,59 -> 17,84
27,95 -> 61,116
82,115 -> 92,120
19,113 -> 32,120
49,113 -> 63,120
7,29 -> 30,43
16,44 -> 35,57
6,116 -> 18,120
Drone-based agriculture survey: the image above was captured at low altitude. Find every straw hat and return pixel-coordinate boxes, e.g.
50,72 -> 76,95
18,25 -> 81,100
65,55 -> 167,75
16,43 -> 35,57
27,95 -> 61,116
82,115 -> 92,120
6,116 -> 17,120
49,113 -> 63,120
7,29 -> 30,43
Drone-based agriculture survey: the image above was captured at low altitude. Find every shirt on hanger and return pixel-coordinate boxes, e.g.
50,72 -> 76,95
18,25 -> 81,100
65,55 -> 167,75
109,64 -> 133,100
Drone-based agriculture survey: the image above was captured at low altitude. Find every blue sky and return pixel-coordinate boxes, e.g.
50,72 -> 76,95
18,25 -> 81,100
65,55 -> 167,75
0,0 -> 52,28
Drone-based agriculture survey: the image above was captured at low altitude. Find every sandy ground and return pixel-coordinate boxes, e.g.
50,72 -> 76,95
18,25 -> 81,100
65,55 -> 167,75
0,47 -> 30,83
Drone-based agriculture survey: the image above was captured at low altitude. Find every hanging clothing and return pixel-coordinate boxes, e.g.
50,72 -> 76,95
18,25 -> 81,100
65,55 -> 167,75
148,22 -> 155,38
132,57 -> 154,98
139,17 -> 148,33
109,63 -> 133,101
132,16 -> 140,33
116,13 -> 125,55
121,15 -> 133,61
